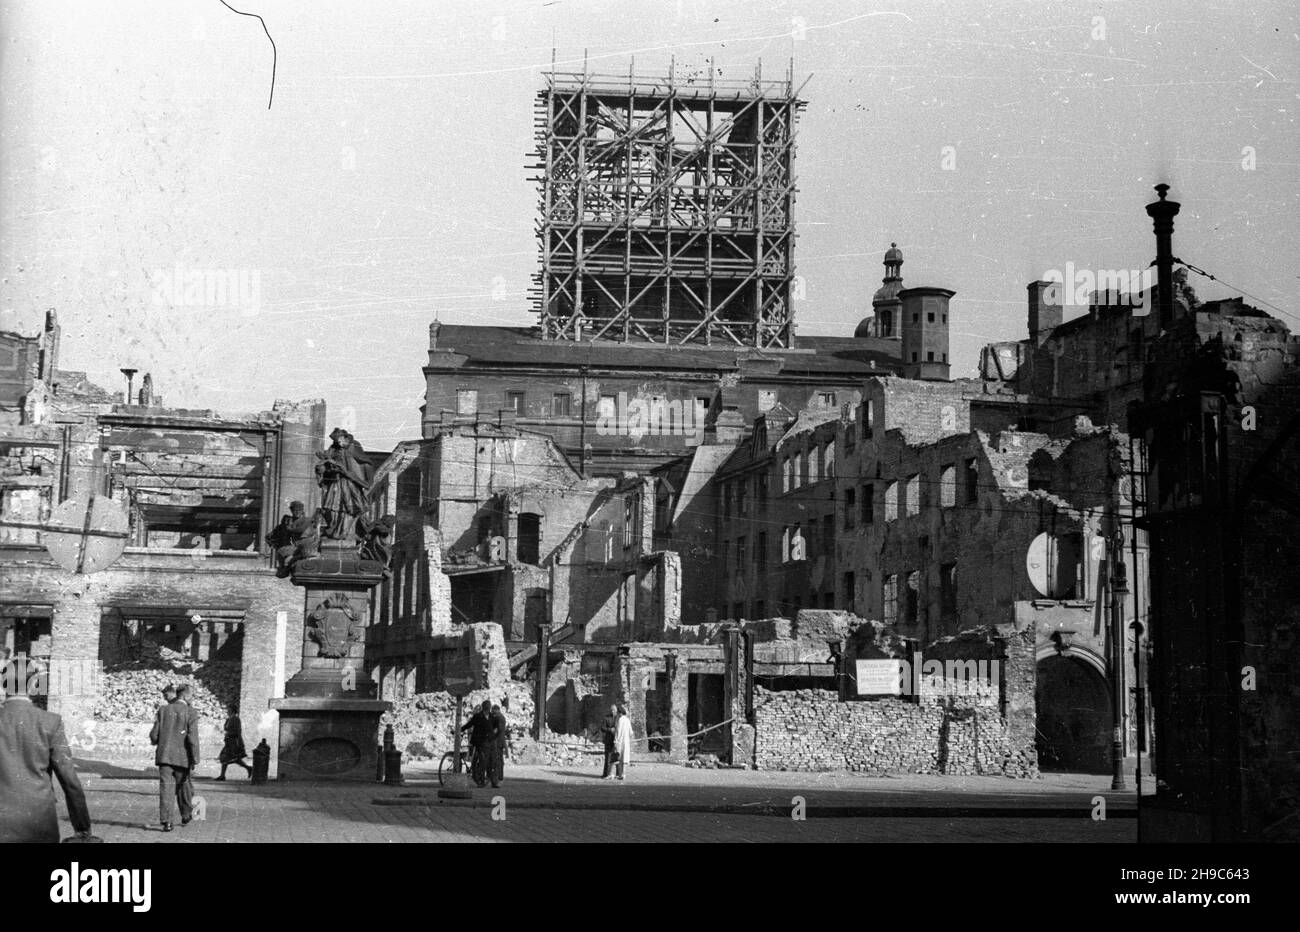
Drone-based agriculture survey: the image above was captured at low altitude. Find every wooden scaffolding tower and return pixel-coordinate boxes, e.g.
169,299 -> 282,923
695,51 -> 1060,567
531,60 -> 807,348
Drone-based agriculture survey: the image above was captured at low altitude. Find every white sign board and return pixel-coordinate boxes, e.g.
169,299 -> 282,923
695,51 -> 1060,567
856,659 -> 903,697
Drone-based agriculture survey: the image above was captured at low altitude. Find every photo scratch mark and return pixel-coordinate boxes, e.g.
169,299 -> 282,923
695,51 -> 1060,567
218,0 -> 277,109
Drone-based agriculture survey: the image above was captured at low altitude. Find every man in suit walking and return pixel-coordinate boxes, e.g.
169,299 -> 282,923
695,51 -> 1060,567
174,684 -> 200,812
0,661 -> 94,843
150,683 -> 199,831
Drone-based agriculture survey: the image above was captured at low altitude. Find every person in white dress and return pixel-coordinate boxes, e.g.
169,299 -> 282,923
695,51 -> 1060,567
612,705 -> 633,781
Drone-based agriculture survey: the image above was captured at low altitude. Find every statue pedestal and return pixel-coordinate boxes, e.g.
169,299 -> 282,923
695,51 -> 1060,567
270,540 -> 390,781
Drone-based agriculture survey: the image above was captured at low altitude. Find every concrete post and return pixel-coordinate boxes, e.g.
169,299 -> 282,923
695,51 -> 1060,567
666,649 -> 688,762
723,626 -> 740,764
533,622 -> 551,740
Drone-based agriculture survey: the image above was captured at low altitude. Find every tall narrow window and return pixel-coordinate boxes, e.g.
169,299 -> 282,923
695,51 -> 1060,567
517,513 -> 541,565
883,575 -> 898,624
844,488 -> 856,528
940,465 -> 956,508
507,391 -> 526,413
964,457 -> 979,504
842,572 -> 856,612
735,536 -> 746,571
810,446 -> 821,483
885,481 -> 898,521
904,474 -> 920,517
823,442 -> 835,479
904,571 -> 920,624
552,393 -> 572,417
862,483 -> 874,524
756,531 -> 767,570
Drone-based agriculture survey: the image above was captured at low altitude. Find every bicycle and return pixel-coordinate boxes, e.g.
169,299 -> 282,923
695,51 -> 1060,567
438,743 -> 476,787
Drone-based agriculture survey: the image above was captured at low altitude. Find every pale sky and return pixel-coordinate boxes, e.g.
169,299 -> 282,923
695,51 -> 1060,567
2,0 -> 1297,450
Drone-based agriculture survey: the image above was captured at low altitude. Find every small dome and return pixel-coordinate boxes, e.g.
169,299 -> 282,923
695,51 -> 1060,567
854,316 -> 875,338
884,242 -> 903,263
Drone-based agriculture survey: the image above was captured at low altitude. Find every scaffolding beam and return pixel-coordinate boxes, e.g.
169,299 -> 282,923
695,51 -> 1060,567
532,61 -> 806,348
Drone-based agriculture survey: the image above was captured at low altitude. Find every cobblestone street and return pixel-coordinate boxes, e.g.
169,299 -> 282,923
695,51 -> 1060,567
61,758 -> 1138,843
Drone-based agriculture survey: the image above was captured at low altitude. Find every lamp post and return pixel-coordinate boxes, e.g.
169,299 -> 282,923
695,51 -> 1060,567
1130,620 -> 1146,795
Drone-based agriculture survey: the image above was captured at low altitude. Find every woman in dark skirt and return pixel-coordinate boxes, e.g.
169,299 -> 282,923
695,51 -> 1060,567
217,713 -> 252,780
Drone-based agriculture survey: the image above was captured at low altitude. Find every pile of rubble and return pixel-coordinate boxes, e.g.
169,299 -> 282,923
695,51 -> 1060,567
753,687 -> 1038,778
522,727 -> 604,767
387,681 -> 533,761
387,683 -> 605,767
94,658 -> 239,724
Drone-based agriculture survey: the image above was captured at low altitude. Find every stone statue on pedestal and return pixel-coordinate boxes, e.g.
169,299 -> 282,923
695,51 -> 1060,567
315,428 -> 373,544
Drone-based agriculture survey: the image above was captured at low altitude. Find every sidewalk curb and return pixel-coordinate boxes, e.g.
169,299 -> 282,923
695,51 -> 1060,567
371,795 -> 1138,819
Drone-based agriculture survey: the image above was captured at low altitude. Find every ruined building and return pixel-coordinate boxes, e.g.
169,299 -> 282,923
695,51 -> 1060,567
1,310 -> 323,771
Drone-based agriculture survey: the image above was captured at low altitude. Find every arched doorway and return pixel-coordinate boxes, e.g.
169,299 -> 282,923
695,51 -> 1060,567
1035,653 -> 1111,773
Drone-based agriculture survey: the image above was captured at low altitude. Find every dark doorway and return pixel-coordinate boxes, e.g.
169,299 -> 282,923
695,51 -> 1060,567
1035,654 -> 1111,773
517,513 -> 541,565
688,673 -> 726,755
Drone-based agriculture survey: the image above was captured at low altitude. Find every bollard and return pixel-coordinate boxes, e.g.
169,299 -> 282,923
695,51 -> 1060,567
384,748 -> 403,786
251,739 -> 270,784
381,724 -> 402,785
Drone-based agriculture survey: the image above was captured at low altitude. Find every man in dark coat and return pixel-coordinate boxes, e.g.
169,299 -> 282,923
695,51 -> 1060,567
600,704 -> 619,780
0,682 -> 94,843
150,684 -> 199,831
458,700 -> 493,787
488,703 -> 508,788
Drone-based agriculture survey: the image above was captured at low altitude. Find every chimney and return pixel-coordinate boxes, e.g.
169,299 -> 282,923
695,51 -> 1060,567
1145,184 -> 1181,330
39,309 -> 60,382
705,406 -> 746,445
120,368 -> 138,405
1027,281 -> 1063,344
429,320 -> 441,350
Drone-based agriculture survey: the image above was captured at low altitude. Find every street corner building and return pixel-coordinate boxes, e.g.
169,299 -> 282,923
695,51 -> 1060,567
0,312 -> 326,773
